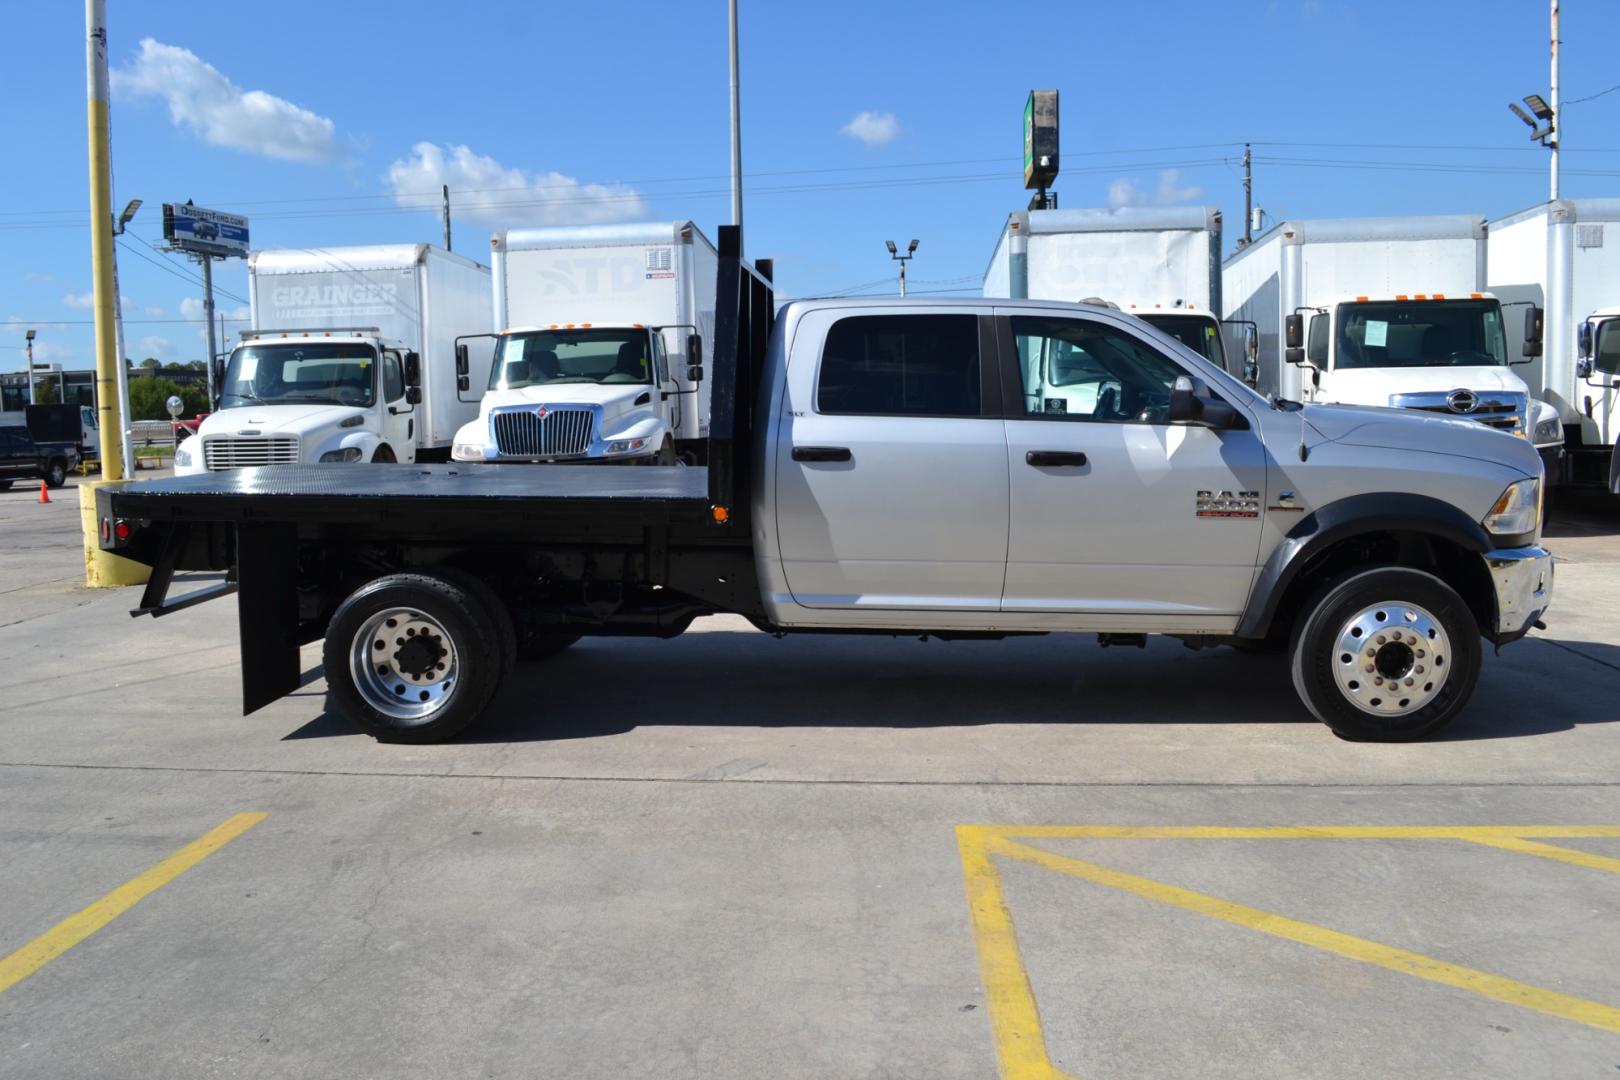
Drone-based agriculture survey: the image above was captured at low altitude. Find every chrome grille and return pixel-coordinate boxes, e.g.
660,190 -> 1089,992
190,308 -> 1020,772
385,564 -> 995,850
490,406 -> 595,458
203,436 -> 300,469
1389,391 -> 1526,435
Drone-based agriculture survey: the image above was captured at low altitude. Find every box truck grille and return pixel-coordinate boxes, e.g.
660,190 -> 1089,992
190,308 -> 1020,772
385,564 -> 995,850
490,406 -> 595,457
203,436 -> 300,469
1390,391 -> 1525,434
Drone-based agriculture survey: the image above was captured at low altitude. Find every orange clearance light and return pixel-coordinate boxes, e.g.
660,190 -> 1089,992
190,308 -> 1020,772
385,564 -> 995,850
1395,294 -> 1409,301
633,322 -> 645,329
1471,292 -> 1484,299
581,323 -> 592,328
1432,293 -> 1445,300
1415,294 -> 1428,300
712,505 -> 730,524
1356,295 -> 1370,302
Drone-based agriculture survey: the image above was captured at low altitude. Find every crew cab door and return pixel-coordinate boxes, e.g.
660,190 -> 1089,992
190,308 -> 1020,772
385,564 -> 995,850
379,349 -> 415,463
773,309 -> 1008,612
998,310 -> 1267,619
0,429 -> 20,478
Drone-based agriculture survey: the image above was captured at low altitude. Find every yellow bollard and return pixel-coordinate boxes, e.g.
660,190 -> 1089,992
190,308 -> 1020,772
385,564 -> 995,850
79,480 -> 151,588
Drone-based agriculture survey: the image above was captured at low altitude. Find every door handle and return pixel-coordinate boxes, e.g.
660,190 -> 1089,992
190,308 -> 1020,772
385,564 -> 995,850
792,446 -> 852,462
1025,450 -> 1088,467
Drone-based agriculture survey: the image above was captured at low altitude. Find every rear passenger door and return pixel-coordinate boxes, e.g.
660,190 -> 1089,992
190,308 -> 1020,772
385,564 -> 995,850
0,429 -> 18,478
774,309 -> 1008,612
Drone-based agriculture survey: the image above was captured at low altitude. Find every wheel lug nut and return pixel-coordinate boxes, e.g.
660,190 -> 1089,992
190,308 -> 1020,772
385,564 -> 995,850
1366,648 -> 1376,658
1364,664 -> 1375,673
1415,665 -> 1424,674
1376,635 -> 1387,645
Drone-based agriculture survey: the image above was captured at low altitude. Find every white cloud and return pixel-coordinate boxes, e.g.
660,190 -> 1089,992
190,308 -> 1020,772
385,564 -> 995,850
112,39 -> 338,163
385,143 -> 649,227
136,335 -> 175,360
62,291 -> 133,310
1106,169 -> 1203,209
840,111 -> 901,147
180,297 -> 250,343
145,306 -> 167,318
24,271 -> 55,283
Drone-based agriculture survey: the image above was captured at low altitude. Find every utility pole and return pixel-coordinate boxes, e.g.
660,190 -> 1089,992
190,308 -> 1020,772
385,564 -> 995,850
84,0 -> 124,484
200,254 -> 218,406
1241,143 -> 1253,248
728,0 -> 743,238
442,184 -> 452,251
1549,0 -> 1560,200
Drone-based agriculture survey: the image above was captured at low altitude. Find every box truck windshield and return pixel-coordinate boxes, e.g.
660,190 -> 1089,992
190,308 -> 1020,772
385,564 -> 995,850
1137,314 -> 1226,367
1334,300 -> 1507,370
491,329 -> 654,389
221,343 -> 378,408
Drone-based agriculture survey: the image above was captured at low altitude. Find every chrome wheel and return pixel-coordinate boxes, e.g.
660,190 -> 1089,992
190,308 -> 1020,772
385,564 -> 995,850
349,606 -> 459,722
1330,600 -> 1451,717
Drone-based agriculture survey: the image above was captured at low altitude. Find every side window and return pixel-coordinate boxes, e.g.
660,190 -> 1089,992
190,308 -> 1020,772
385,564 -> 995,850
383,351 -> 405,403
652,335 -> 669,384
817,314 -> 980,417
1307,313 -> 1329,366
1012,316 -> 1187,423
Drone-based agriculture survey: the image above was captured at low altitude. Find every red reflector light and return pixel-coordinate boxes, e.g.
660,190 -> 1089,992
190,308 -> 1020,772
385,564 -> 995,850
114,521 -> 132,541
100,517 -> 110,542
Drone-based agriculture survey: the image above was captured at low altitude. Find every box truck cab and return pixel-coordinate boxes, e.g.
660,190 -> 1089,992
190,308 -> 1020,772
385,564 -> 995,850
1576,305 -> 1620,490
1282,293 -> 1562,462
451,222 -> 718,466
174,244 -> 493,475
176,329 -> 426,471
452,322 -> 701,465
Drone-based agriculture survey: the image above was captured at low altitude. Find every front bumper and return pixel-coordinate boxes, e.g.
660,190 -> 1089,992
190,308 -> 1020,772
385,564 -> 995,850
1483,544 -> 1554,645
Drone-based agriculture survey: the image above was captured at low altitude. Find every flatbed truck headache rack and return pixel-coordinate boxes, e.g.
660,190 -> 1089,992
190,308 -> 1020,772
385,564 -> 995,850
101,226 -> 1553,744
99,228 -> 776,734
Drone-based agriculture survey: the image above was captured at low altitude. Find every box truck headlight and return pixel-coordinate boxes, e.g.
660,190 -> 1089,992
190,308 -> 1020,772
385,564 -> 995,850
1533,416 -> 1562,444
318,447 -> 364,463
1482,479 -> 1540,537
173,445 -> 192,468
452,442 -> 483,461
605,437 -> 650,455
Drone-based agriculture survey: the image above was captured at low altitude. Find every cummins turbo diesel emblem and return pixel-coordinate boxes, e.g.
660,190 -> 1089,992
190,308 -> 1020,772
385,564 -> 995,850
1195,490 -> 1261,518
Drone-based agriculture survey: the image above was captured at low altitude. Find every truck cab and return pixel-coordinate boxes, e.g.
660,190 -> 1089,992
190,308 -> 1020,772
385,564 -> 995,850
1285,293 -> 1563,463
1575,305 -> 1620,491
174,329 -> 421,474
450,323 -> 694,466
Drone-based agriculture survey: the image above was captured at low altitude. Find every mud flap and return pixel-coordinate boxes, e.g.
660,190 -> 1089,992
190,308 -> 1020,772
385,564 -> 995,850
237,523 -> 300,715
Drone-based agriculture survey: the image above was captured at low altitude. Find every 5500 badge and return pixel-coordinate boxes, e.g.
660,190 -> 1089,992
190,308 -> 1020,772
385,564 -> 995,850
1195,490 -> 1260,518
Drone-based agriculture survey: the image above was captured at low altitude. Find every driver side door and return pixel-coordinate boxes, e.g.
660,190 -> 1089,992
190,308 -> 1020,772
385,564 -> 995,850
379,349 -> 414,463
998,309 -> 1268,621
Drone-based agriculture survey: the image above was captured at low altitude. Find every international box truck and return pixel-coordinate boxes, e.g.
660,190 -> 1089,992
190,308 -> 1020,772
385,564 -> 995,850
1223,214 -> 1563,466
450,221 -> 718,466
1487,198 -> 1620,493
983,206 -> 1246,378
174,244 -> 493,475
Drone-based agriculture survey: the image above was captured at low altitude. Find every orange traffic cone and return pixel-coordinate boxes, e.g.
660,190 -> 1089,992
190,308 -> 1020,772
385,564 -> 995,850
38,481 -> 50,504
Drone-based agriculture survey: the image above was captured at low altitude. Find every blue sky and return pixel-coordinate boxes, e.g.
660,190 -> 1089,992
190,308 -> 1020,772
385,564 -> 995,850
3,0 -> 1618,372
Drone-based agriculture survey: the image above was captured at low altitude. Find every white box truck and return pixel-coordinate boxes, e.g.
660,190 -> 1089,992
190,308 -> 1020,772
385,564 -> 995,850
451,221 -> 718,466
984,206 -> 1246,377
175,244 -> 494,474
1488,198 -> 1620,492
1223,214 -> 1562,464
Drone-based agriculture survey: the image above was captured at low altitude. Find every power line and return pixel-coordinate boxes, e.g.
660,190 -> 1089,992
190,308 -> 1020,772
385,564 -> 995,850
1564,82 -> 1620,106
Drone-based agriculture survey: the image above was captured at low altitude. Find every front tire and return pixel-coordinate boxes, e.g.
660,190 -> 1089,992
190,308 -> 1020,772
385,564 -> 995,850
44,459 -> 67,488
1289,567 -> 1481,742
323,572 -> 505,743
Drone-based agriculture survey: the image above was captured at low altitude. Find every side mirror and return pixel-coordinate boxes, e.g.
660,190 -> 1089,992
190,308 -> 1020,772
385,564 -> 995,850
457,374 -> 471,393
455,342 -> 470,377
1577,356 -> 1595,380
1284,313 -> 1304,365
404,351 -> 422,387
1523,305 -> 1544,358
1168,374 -> 1243,430
686,332 -> 703,368
405,386 -> 421,406
687,364 -> 704,383
1577,320 -> 1593,359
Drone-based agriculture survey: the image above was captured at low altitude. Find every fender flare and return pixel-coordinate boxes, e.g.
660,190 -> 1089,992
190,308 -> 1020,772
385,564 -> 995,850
1236,492 -> 1495,639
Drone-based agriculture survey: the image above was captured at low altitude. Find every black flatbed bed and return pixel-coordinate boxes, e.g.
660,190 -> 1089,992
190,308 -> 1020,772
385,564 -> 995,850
105,463 -> 713,528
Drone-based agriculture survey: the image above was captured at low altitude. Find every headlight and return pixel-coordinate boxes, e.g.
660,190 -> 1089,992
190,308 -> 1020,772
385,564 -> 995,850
173,445 -> 192,467
1533,417 -> 1562,445
452,442 -> 482,461
318,447 -> 363,463
605,438 -> 650,455
1482,478 -> 1540,537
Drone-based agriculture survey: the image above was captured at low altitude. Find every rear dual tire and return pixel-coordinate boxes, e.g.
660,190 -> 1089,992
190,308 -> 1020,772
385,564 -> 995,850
1289,567 -> 1481,742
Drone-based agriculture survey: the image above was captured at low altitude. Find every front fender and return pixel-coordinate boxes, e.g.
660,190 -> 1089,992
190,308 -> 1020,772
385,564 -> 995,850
310,430 -> 384,463
1236,492 -> 1495,639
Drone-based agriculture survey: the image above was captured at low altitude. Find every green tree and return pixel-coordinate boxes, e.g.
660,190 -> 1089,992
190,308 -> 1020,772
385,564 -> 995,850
138,357 -> 160,371
32,378 -> 60,405
128,375 -> 185,421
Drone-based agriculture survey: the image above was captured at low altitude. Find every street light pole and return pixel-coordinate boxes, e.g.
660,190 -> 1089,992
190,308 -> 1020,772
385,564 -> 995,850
887,239 -> 918,297
25,330 -> 36,405
728,0 -> 743,237
1549,0 -> 1560,201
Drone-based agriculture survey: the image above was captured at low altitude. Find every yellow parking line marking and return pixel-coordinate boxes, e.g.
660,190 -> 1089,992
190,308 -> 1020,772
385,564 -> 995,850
986,832 -> 1620,1036
957,827 -> 1078,1080
975,825 -> 1620,841
0,812 -> 266,995
1461,836 -> 1620,876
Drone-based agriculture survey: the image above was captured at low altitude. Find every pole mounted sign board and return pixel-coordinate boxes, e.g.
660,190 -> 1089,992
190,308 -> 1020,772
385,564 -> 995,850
163,203 -> 249,258
1023,89 -> 1059,191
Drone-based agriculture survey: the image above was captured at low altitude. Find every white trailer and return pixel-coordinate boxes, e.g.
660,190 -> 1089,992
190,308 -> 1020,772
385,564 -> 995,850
454,221 -> 718,465
175,244 -> 493,474
1488,199 -> 1620,492
984,206 -> 1240,376
1223,214 -> 1561,464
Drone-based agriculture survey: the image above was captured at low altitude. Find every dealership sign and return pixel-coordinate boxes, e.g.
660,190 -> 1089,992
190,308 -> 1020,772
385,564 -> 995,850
163,202 -> 249,258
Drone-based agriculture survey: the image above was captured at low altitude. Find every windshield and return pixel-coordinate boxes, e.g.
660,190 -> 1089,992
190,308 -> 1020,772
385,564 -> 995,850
220,343 -> 377,409
1139,314 -> 1226,368
489,329 -> 654,390
1335,300 -> 1507,371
